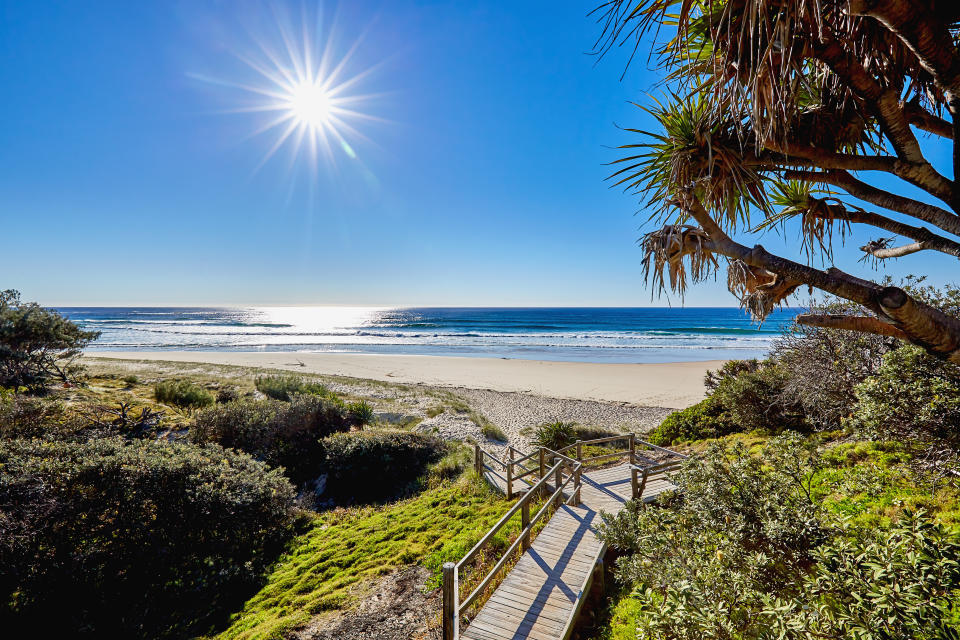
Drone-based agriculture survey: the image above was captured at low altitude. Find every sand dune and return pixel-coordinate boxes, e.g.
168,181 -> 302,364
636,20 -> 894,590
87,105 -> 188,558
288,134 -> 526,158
86,351 -> 720,408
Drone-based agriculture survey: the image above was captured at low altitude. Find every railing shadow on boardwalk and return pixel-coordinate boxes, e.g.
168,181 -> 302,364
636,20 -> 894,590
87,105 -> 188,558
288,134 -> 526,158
441,435 -> 687,640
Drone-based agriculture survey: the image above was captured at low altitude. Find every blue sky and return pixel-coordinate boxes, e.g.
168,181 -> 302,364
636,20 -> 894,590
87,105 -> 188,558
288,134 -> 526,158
1,1 -> 955,307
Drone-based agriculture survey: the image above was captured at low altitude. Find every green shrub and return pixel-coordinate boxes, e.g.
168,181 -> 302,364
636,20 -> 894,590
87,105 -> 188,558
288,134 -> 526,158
0,437 -> 295,639
122,374 -> 139,386
154,379 -> 214,409
346,399 -> 375,427
647,397 -> 730,445
255,374 -> 337,402
709,360 -> 807,433
0,289 -> 100,390
598,435 -> 960,640
216,387 -> 240,403
192,394 -> 349,484
853,344 -> 960,445
0,394 -> 74,440
321,430 -> 448,503
773,299 -> 889,430
532,421 -> 578,450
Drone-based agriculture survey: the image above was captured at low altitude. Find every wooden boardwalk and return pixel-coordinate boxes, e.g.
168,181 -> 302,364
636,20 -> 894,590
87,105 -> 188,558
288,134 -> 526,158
460,463 -> 676,640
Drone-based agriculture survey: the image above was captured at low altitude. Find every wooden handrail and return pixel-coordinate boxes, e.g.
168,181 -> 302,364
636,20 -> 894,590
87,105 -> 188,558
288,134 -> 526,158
636,439 -> 689,459
458,460 -> 581,613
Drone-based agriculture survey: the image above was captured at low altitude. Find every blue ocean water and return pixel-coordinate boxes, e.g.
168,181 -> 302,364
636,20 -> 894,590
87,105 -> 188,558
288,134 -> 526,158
60,306 -> 800,363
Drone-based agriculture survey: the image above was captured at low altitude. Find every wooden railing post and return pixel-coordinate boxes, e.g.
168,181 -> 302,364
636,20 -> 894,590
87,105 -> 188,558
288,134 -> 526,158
638,468 -> 649,499
506,448 -> 514,500
474,443 -> 482,475
631,465 -> 639,500
521,499 -> 531,551
573,466 -> 582,506
629,433 -> 636,465
538,448 -> 546,496
442,562 -> 458,640
555,464 -> 563,503
576,440 -> 582,461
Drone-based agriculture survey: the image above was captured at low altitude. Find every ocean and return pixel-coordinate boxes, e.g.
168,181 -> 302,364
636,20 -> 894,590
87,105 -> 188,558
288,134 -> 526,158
60,306 -> 800,364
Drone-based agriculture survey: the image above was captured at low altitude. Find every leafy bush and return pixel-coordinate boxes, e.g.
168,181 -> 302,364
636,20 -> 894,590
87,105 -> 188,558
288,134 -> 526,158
0,289 -> 100,389
853,344 -> 960,445
321,430 -> 448,503
255,374 -> 336,402
192,394 -> 349,484
122,374 -> 139,386
709,359 -> 807,433
646,397 -> 731,445
0,437 -> 296,639
532,421 -> 578,449
216,386 -> 241,403
154,379 -> 214,409
598,435 -> 960,640
346,399 -> 374,427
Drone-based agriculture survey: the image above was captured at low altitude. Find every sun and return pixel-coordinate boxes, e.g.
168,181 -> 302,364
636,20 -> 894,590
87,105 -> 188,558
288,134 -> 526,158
287,81 -> 332,129
197,3 -> 386,174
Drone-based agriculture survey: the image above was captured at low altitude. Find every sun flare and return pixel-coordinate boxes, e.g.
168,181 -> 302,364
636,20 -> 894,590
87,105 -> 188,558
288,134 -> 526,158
201,4 -> 385,174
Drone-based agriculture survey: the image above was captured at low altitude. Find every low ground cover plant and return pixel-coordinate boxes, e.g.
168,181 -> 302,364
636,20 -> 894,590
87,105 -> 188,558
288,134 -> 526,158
212,473 -> 507,640
0,437 -> 296,639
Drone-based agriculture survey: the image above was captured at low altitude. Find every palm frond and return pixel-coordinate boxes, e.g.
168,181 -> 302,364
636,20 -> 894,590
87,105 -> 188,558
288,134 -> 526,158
640,224 -> 720,297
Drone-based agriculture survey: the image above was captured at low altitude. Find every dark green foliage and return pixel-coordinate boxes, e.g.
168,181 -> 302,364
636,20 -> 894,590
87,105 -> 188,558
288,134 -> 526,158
646,397 -> 731,445
122,374 -> 139,386
0,290 -> 99,389
215,386 -> 241,404
191,394 -> 349,485
154,379 -> 215,409
321,430 -> 448,503
709,359 -> 807,433
0,437 -> 296,639
651,359 -> 805,445
598,436 -> 960,639
255,374 -> 337,402
853,344 -> 960,446
346,399 -> 374,427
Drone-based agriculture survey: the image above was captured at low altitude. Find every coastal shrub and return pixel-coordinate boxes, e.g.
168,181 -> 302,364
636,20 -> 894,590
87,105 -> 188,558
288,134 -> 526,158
599,434 -> 960,640
346,399 -> 375,427
215,386 -> 241,403
192,394 -> 349,484
532,421 -> 578,450
321,430 -> 448,503
122,374 -> 139,386
0,437 -> 296,639
773,298 -> 889,430
646,397 -> 731,445
532,421 -> 622,449
852,344 -> 960,446
0,289 -> 100,390
709,360 -> 807,433
0,394 -> 164,442
255,374 -> 337,402
154,379 -> 215,409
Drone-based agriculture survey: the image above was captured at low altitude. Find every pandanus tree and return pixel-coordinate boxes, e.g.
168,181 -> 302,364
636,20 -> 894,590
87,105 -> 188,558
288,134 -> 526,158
594,0 -> 960,363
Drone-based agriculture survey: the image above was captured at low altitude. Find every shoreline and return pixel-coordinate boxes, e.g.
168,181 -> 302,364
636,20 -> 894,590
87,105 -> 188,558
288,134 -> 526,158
83,351 -> 721,408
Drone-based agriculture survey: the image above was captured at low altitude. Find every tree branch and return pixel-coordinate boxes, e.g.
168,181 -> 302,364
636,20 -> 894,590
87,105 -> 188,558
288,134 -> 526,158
800,201 -> 960,259
795,313 -> 910,340
848,0 -> 960,98
860,240 -> 926,259
680,195 -> 960,363
781,169 -> 960,237
903,102 -> 954,139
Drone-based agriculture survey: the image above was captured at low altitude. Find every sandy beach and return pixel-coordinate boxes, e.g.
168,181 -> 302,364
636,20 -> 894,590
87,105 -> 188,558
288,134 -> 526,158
85,351 -> 719,408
